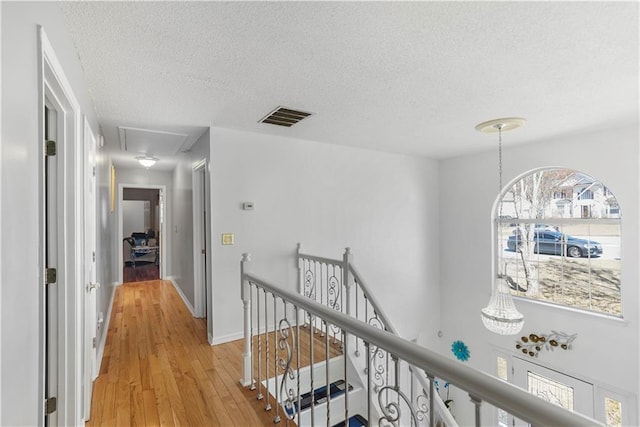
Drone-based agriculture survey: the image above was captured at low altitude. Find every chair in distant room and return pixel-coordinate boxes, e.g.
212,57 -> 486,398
124,232 -> 158,268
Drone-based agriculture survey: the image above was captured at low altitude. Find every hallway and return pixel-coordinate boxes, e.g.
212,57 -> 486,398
88,280 -> 341,426
88,280 -> 275,426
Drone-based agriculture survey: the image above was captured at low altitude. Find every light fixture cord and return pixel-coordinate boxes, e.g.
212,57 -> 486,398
497,124 -> 505,276
498,124 -> 503,195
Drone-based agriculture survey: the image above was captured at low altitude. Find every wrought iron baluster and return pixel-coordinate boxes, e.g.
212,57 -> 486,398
295,304 -> 301,427
340,265 -> 344,313
325,320 -> 331,427
366,341 -> 372,425
352,277 -> 360,355
377,356 -> 419,426
273,294 -> 281,423
331,265 -> 336,342
256,285 -> 263,400
411,369 -> 416,420
395,359 -> 400,423
264,290 -> 271,411
386,350 -> 390,405
428,373 -> 435,427
320,263 -> 325,337
305,258 -> 312,327
343,330 -> 349,427
309,314 -> 315,426
413,369 -> 429,426
278,301 -> 297,424
470,394 -> 482,427
250,283 -> 255,391
339,265 -> 344,347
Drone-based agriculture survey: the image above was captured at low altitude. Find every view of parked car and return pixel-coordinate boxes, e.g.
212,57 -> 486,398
507,230 -> 603,258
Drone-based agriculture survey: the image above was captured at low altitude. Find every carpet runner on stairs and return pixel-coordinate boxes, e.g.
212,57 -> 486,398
332,413 -> 368,427
285,379 -> 355,415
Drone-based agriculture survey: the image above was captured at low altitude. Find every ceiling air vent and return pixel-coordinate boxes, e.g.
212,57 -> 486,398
259,106 -> 312,127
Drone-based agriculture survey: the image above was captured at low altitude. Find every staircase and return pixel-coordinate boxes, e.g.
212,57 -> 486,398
260,355 -> 367,426
239,246 -> 601,426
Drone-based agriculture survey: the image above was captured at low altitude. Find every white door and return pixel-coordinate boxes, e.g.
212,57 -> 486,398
512,357 -> 594,426
82,118 -> 99,420
192,163 -> 207,318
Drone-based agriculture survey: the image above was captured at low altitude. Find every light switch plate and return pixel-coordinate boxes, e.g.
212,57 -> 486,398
221,233 -> 234,245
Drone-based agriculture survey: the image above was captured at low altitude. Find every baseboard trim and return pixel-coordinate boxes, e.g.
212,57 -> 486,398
168,276 -> 196,317
211,331 -> 244,345
96,284 -> 116,377
211,323 -> 280,346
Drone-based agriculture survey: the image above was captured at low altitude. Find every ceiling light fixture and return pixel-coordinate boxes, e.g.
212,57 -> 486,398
136,155 -> 158,168
476,117 -> 526,335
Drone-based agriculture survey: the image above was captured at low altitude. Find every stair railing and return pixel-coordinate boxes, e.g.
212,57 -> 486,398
240,252 -> 600,427
298,245 -> 454,425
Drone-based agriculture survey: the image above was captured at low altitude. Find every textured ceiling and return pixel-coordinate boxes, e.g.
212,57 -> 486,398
60,1 -> 639,170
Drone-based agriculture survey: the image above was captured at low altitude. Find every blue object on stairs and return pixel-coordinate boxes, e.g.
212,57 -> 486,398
332,414 -> 368,427
284,379 -> 353,416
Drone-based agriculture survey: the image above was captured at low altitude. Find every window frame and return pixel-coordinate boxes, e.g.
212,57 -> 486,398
493,167 -> 623,318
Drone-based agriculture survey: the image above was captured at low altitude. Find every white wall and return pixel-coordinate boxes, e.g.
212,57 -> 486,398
170,152 -> 194,305
95,155 -> 115,358
209,127 -> 441,345
0,2 -> 100,425
438,126 -> 639,425
170,130 -> 210,310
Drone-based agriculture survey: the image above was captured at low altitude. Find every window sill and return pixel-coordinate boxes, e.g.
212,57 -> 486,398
512,295 -> 627,324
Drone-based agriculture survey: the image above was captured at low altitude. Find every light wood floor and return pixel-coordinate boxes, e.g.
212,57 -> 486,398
87,280 -> 341,426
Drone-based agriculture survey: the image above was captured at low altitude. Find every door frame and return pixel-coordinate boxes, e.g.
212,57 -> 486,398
82,116 -> 98,421
39,26 -> 84,425
117,183 -> 167,284
192,159 -> 207,318
191,158 -> 213,342
511,356 -> 594,426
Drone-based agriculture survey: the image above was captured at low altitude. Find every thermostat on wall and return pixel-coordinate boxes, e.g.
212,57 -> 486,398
243,202 -> 255,210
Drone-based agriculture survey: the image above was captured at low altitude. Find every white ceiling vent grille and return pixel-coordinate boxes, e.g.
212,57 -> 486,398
259,106 -> 312,127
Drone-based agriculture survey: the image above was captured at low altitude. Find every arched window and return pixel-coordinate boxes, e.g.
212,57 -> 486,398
495,168 -> 622,316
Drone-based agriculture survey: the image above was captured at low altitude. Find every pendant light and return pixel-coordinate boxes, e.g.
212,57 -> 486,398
476,117 -> 526,335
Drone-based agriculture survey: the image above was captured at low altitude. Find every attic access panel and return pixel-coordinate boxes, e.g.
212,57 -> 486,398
118,126 -> 190,156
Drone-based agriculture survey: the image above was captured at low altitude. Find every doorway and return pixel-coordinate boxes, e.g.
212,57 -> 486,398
512,357 -> 594,426
121,188 -> 162,282
82,117 -> 99,421
118,184 -> 166,284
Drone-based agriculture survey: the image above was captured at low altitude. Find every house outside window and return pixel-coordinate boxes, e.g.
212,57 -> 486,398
578,189 -> 594,200
495,168 -> 622,317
